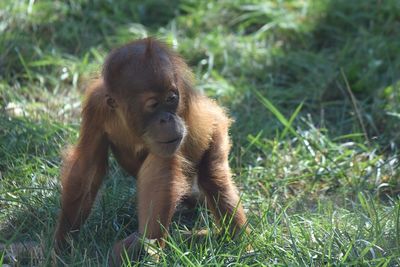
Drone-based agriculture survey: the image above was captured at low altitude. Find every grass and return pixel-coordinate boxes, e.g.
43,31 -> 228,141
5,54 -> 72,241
1,0 -> 399,266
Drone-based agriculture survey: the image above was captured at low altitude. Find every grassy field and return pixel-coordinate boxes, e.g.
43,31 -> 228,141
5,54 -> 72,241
1,0 -> 400,266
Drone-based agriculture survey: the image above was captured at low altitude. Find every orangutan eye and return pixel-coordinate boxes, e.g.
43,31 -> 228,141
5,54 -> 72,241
145,98 -> 159,112
165,91 -> 178,104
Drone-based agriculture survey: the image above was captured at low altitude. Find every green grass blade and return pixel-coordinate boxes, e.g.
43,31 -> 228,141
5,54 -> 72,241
281,101 -> 303,139
254,89 -> 302,139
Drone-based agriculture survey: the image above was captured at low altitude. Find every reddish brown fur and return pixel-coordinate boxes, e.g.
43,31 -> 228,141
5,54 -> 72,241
54,38 -> 248,265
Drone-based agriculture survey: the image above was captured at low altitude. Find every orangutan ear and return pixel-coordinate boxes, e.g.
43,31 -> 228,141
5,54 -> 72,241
106,94 -> 118,109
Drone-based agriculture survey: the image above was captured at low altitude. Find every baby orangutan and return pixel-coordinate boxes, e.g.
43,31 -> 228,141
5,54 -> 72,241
54,38 -> 248,265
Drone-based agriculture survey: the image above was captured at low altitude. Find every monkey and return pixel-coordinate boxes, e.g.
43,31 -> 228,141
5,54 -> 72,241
54,38 -> 249,265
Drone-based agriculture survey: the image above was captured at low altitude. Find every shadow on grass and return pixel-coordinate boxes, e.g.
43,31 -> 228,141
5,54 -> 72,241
1,0 -> 180,77
230,0 -> 400,151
